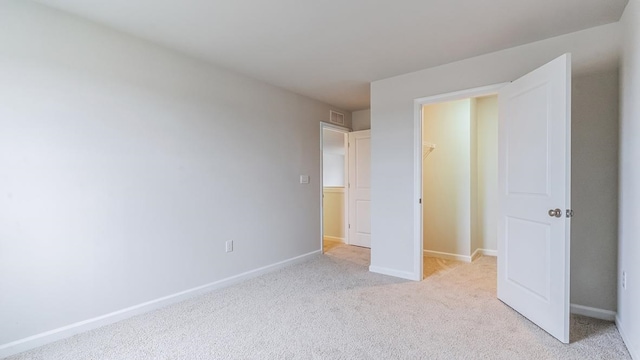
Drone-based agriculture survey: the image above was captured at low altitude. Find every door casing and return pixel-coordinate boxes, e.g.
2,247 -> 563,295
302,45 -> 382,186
413,83 -> 508,281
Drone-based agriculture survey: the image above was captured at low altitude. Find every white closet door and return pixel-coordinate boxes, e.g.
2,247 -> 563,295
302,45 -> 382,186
348,130 -> 371,248
498,54 -> 572,343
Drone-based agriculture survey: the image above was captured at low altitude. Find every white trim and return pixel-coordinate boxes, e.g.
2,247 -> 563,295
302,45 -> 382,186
322,236 -> 344,243
320,122 -> 350,133
616,316 -> 639,360
425,249 -> 496,263
474,248 -> 497,258
369,266 -> 420,281
413,100 -> 424,281
343,132 -> 349,244
413,83 -> 508,283
480,249 -> 497,257
424,250 -> 472,263
570,304 -> 616,321
414,83 -> 510,106
0,250 -> 320,359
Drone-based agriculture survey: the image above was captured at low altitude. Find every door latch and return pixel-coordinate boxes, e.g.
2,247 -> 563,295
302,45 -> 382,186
566,209 -> 574,218
548,209 -> 562,218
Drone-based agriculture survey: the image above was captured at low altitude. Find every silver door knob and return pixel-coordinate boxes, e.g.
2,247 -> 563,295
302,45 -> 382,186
548,209 -> 562,218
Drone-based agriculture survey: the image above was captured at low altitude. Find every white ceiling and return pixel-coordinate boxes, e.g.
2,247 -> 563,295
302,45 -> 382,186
33,0 -> 628,111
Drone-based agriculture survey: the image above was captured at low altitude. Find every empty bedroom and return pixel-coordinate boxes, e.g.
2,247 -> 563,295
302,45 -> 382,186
1,0 -> 638,358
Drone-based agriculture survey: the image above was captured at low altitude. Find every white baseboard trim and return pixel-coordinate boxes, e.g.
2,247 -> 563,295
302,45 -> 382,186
323,236 -> 344,243
424,250 -> 472,263
0,250 -> 321,359
424,249 -> 496,263
478,248 -> 497,257
570,303 -> 616,321
616,315 -> 639,360
369,265 -> 419,281
470,248 -> 498,261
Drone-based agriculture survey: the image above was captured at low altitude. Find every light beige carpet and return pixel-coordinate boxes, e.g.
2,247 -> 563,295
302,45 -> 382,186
322,237 -> 344,253
7,245 -> 630,359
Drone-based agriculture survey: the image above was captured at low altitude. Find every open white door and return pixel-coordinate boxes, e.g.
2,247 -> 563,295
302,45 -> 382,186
497,54 -> 572,343
348,130 -> 371,248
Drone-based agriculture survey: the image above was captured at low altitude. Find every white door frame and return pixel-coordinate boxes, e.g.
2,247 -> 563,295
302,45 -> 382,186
412,83 -> 508,280
320,122 -> 350,253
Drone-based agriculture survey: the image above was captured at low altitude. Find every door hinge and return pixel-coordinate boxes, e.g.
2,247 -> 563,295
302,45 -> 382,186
419,198 -> 422,204
566,209 -> 574,218
348,224 -> 351,229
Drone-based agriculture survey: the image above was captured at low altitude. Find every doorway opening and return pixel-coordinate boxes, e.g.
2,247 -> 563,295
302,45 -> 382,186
420,94 -> 499,279
413,84 -> 504,280
320,123 -> 371,266
321,124 -> 349,253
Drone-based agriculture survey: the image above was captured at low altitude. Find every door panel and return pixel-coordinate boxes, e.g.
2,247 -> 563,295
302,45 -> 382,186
356,200 -> 371,234
506,84 -> 550,195
348,130 -> 371,248
498,54 -> 571,343
506,217 -> 551,301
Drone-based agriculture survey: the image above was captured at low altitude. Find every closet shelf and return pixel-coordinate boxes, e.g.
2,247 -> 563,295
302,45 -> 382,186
423,142 -> 436,159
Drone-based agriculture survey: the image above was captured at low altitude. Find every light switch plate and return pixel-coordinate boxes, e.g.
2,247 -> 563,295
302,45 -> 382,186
299,175 -> 310,184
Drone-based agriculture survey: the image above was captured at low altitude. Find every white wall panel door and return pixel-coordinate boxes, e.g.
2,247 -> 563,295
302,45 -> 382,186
498,54 -> 572,343
348,130 -> 371,248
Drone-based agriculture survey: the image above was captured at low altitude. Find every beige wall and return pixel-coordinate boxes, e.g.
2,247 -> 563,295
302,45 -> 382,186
476,96 -> 499,253
422,99 -> 472,256
352,109 -> 371,131
422,96 -> 498,259
571,70 -> 620,312
323,188 -> 345,240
